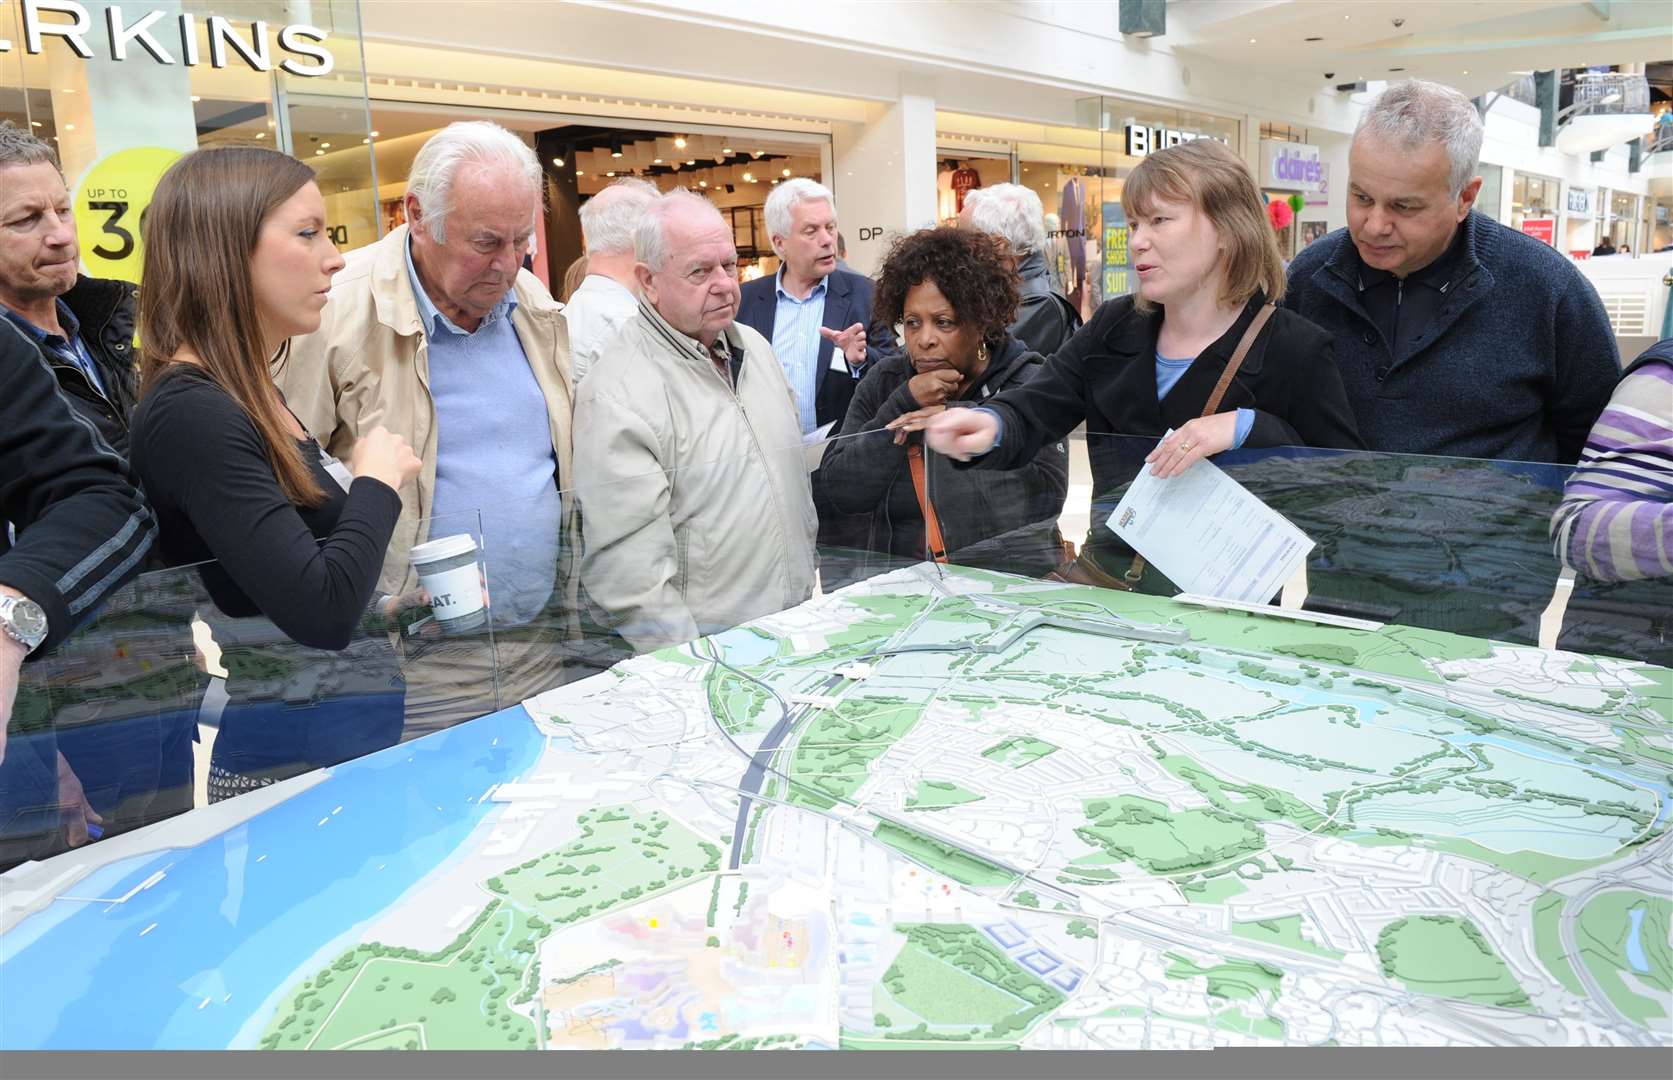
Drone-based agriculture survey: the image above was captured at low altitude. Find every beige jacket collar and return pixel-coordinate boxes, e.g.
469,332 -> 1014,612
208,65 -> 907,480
635,297 -> 747,371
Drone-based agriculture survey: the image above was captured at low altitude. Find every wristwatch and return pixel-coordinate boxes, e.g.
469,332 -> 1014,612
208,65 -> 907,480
0,593 -> 48,653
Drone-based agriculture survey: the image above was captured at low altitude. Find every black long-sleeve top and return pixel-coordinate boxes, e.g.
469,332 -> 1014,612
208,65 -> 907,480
0,320 -> 156,654
964,291 -> 1364,572
129,366 -> 401,650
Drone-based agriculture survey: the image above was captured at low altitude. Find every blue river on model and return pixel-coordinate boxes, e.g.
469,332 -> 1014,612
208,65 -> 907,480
0,705 -> 546,1050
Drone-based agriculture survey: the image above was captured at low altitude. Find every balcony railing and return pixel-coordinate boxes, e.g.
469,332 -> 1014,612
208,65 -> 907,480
1567,73 -> 1652,119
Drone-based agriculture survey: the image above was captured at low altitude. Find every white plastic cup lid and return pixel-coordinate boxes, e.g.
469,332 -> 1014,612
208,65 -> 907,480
410,533 -> 478,565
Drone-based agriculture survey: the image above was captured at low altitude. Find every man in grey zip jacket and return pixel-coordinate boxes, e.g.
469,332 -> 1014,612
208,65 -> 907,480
573,191 -> 816,653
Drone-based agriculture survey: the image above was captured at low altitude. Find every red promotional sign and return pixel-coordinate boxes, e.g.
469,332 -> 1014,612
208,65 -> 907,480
1519,217 -> 1556,246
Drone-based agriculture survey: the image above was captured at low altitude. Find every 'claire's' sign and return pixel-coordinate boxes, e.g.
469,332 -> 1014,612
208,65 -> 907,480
0,0 -> 333,77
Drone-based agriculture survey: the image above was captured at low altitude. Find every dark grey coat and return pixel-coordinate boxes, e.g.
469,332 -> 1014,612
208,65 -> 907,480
1283,211 -> 1619,464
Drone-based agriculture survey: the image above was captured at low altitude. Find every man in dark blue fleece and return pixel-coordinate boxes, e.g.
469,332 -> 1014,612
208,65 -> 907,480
1285,80 -> 1617,465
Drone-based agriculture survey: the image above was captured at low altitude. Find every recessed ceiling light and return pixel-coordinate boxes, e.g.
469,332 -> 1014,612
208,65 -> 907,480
723,147 -> 733,154
320,142 -> 331,148
552,156 -> 565,167
673,135 -> 687,148
190,95 -> 201,102
781,167 -> 791,177
256,132 -> 266,139
315,149 -> 323,156
1462,69 -> 1470,75
605,171 -> 615,177
698,179 -> 708,188
29,120 -> 41,127
61,88 -> 74,94
369,131 -> 379,137
1248,37 -> 1257,44
64,123 -> 74,131
576,170 -> 585,176
685,159 -> 695,165
742,171 -> 754,182
653,157 -> 662,164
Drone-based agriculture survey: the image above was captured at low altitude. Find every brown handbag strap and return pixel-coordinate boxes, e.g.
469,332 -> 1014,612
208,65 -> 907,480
906,445 -> 949,563
1201,302 -> 1276,418
1118,302 -> 1277,589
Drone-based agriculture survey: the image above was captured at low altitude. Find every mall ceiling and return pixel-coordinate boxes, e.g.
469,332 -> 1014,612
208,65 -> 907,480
1169,0 -> 1672,97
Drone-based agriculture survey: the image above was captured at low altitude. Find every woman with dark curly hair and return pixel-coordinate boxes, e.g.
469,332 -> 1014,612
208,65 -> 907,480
818,227 -> 1069,576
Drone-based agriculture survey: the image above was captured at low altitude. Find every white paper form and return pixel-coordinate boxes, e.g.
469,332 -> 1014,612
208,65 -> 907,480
1107,444 -> 1315,604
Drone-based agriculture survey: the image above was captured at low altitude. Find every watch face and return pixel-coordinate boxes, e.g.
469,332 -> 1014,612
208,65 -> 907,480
6,598 -> 47,644
13,599 -> 46,639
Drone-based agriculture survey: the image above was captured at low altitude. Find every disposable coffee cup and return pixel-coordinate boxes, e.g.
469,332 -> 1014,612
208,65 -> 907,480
409,533 -> 487,633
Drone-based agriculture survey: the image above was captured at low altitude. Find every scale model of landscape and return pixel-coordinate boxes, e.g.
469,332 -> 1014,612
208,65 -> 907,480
2,564 -> 1668,1051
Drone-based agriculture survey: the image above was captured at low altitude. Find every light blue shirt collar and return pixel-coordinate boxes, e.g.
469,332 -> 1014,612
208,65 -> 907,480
773,265 -> 827,305
404,236 -> 518,337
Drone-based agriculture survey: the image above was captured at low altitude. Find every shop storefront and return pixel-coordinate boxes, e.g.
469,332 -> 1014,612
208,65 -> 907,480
936,99 -> 1242,320
1603,188 -> 1642,251
2,0 -> 378,281
1511,171 -> 1561,245
1563,184 -> 1597,257
1257,126 -> 1330,260
2,0 -> 837,289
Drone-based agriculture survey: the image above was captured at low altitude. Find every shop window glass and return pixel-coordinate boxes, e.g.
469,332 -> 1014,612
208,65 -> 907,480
1475,163 -> 1503,224
1,0 -> 376,282
1510,173 -> 1560,241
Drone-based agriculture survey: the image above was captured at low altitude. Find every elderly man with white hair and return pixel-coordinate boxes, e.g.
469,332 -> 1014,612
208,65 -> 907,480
568,176 -> 658,384
737,177 -> 889,437
1284,79 -> 1617,464
281,120 -> 575,734
959,183 -> 1080,356
573,189 -> 815,653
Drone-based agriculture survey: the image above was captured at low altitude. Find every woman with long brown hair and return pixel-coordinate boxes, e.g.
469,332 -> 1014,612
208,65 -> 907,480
128,146 -> 420,800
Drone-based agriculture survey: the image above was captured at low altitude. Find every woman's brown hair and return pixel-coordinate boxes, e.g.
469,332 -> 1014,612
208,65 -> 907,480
560,253 -> 589,303
138,146 -> 324,505
1120,138 -> 1286,311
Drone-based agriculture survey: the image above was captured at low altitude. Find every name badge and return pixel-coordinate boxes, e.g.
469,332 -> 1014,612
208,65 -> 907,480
317,446 -> 355,494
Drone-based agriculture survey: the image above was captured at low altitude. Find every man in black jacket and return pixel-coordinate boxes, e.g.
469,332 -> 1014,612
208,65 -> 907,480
0,122 -> 139,456
961,183 -> 1081,357
2,319 -> 157,867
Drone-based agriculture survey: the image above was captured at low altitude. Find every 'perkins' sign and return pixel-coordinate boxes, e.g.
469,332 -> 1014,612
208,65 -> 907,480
1259,140 -> 1326,194
0,0 -> 333,77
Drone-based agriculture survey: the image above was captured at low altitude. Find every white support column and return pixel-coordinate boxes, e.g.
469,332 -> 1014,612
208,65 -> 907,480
830,76 -> 938,276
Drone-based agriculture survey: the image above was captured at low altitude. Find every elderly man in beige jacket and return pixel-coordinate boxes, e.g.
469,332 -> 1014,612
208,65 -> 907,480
279,121 -> 575,736
574,190 -> 816,652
